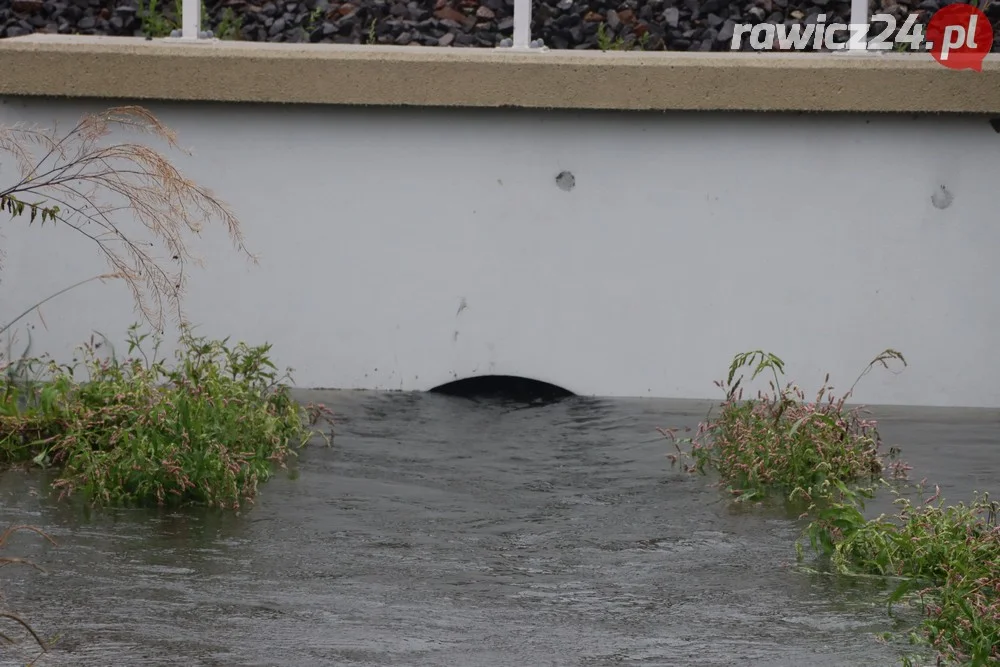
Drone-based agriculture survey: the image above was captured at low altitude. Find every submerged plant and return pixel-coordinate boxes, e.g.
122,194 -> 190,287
0,325 -> 332,509
674,348 -> 1000,665
805,487 -> 1000,665
661,349 -> 909,506
0,104 -> 328,656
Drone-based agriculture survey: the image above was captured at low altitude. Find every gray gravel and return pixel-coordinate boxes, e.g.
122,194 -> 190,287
0,0 -> 997,52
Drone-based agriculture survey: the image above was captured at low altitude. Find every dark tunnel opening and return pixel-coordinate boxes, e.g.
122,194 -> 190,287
428,375 -> 575,403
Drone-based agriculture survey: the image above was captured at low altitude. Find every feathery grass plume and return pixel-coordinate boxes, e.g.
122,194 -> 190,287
0,105 -> 256,332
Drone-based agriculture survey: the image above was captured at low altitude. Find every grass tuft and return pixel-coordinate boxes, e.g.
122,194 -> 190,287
664,347 -> 1000,664
805,488 -> 1000,666
0,324 -> 332,510
661,349 -> 909,506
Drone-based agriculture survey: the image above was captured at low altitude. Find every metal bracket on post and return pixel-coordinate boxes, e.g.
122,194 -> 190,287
832,0 -> 885,57
165,0 -> 215,39
497,0 -> 548,50
847,0 -> 871,54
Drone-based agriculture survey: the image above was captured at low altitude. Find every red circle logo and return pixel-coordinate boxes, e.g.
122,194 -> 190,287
926,4 -> 993,72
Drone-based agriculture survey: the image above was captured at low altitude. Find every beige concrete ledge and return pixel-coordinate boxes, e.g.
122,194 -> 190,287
1,33 -> 999,113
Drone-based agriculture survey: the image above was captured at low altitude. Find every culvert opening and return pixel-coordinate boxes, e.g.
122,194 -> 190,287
428,375 -> 575,402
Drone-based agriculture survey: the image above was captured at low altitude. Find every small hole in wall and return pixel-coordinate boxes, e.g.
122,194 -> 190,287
990,118 -> 1000,133
555,171 -> 576,191
931,185 -> 954,210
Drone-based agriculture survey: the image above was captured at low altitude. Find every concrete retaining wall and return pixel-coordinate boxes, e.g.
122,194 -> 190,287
1,35 -> 999,407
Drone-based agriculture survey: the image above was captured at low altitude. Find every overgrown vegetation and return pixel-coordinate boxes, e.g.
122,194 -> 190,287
0,325 -> 330,509
0,104 -> 331,659
665,349 -> 1000,665
0,106 -> 335,505
0,108 -> 337,497
0,104 -> 336,505
661,349 -> 909,506
804,484 -> 1000,665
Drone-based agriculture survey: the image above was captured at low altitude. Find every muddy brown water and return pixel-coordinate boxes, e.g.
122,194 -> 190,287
0,391 -> 997,666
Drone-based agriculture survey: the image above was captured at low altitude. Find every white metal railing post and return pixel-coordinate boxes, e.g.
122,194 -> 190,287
849,0 -> 868,51
181,0 -> 202,39
512,0 -> 532,49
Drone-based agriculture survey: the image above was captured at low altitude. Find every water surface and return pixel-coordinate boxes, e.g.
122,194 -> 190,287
0,392 -> 997,666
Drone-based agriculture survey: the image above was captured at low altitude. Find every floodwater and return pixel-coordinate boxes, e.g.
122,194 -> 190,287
0,392 -> 998,666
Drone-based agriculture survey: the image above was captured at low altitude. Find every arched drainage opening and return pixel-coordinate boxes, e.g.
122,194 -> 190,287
429,375 -> 575,402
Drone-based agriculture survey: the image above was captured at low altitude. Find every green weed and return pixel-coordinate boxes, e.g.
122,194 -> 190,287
216,7 -> 243,40
804,487 -> 1000,665
138,0 -> 176,37
0,325 -> 332,510
672,347 -> 1000,664
597,22 -> 625,51
305,6 -> 323,34
661,349 -> 909,506
596,22 -> 651,51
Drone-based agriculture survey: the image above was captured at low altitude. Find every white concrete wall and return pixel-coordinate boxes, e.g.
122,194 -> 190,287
0,96 -> 998,407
